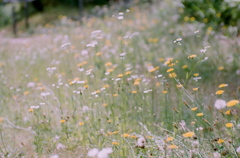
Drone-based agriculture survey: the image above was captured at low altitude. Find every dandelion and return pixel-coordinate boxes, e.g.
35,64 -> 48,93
215,90 -> 224,95
162,90 -> 168,94
24,91 -> 29,95
96,52 -> 102,56
122,133 -> 130,137
60,120 -> 66,123
167,144 -> 178,149
197,113 -> 204,116
193,73 -> 199,77
125,71 -> 131,75
191,107 -> 198,111
117,74 -> 123,78
217,139 -> 224,144
112,141 -> 119,145
88,148 -> 99,157
136,137 -> 146,148
214,99 -> 226,110
188,54 -> 197,59
102,104 -> 108,107
79,122 -> 84,126
132,91 -> 137,94
183,132 -> 195,138
176,84 -> 183,88
193,87 -> 199,91
227,100 -> 239,107
225,110 -> 231,115
165,137 -> 174,142
167,68 -> 174,73
113,94 -> 118,97
182,65 -> 188,69
218,84 -> 228,88
225,123 -> 233,128
28,108 -> 34,112
169,72 -> 177,78
218,66 -> 224,70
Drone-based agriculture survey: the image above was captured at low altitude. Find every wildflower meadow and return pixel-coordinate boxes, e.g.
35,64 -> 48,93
0,0 -> 240,157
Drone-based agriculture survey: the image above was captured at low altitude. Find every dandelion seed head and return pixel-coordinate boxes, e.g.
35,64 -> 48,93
214,99 -> 226,110
97,147 -> 113,158
137,137 -> 146,148
87,148 -> 99,157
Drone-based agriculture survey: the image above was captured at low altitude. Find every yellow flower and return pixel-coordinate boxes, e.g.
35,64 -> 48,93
102,103 -> 108,107
165,137 -> 174,142
184,16 -> 189,22
159,58 -> 164,62
225,123 -> 233,128
203,18 -> 208,23
28,108 -> 34,112
112,141 -> 119,145
193,87 -> 199,91
84,84 -> 89,88
169,72 -> 177,78
113,94 -> 118,97
193,73 -> 199,77
191,107 -> 198,111
216,13 -> 221,18
162,90 -> 168,94
227,100 -> 239,107
125,71 -> 131,75
156,82 -> 161,87
167,144 -> 178,149
197,113 -> 204,116
131,135 -> 137,138
79,122 -> 84,126
105,62 -> 112,67
167,68 -> 174,73
107,69 -> 114,72
225,110 -> 231,115
218,84 -> 228,88
0,117 -> 3,123
190,17 -> 195,21
117,74 -> 123,78
60,120 -> 66,123
112,131 -> 119,134
132,91 -> 137,94
216,90 -> 224,95
122,133 -> 130,137
218,139 -> 224,144
182,65 -> 188,69
24,91 -> 29,95
95,52 -> 102,56
183,132 -> 195,138
0,63 -> 4,66
218,66 -> 224,70
188,54 -> 197,59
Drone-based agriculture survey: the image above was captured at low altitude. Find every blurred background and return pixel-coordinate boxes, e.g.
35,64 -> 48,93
0,0 -> 239,35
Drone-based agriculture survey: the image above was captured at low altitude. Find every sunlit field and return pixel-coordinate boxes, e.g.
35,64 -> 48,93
0,1 -> 240,157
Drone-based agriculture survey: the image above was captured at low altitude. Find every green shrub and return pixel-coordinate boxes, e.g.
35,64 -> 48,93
179,0 -> 240,34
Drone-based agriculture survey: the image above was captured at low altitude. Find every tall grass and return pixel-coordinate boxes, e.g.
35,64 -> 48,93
0,0 -> 239,157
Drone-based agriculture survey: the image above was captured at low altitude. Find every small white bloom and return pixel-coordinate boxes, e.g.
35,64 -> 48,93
97,147 -> 113,158
56,143 -> 66,150
236,146 -> 240,153
87,148 -> 99,157
49,155 -> 59,158
214,99 -> 226,110
137,137 -> 146,148
213,152 -> 221,158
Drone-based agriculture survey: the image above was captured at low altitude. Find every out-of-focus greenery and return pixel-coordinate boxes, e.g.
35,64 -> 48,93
179,0 -> 240,34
